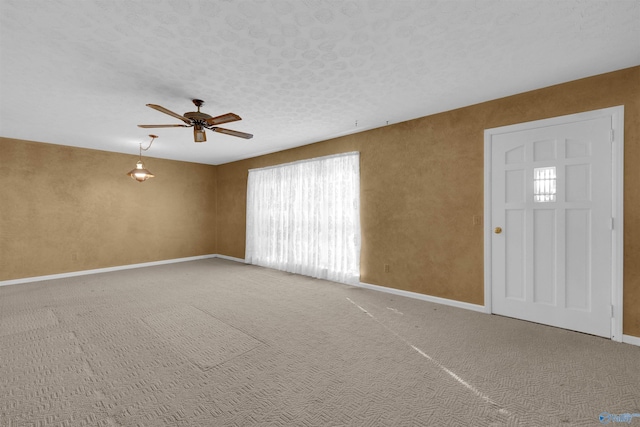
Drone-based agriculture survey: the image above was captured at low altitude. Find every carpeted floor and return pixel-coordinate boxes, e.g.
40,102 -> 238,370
1,258 -> 639,426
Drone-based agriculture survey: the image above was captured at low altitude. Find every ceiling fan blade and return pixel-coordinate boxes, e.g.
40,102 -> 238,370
138,124 -> 190,128
214,127 -> 254,139
206,112 -> 242,126
146,104 -> 192,124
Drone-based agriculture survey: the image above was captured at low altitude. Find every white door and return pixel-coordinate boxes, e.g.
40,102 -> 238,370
488,115 -> 614,338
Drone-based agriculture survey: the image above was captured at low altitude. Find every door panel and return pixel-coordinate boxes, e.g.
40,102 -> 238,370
533,209 -> 555,305
505,209 -> 525,300
566,209 -> 590,310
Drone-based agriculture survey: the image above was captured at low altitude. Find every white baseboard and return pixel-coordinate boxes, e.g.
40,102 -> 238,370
355,281 -> 486,313
623,334 -> 640,347
0,254 -> 219,287
215,254 -> 246,263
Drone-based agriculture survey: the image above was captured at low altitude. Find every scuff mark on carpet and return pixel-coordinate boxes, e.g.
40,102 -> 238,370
346,297 -> 518,423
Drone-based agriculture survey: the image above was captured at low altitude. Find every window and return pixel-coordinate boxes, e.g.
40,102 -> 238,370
534,167 -> 556,202
245,152 -> 360,285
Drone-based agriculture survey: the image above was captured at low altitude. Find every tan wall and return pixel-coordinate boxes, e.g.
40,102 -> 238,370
0,138 -> 218,280
216,66 -> 640,337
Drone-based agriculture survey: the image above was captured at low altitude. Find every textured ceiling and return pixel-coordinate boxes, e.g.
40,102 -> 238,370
1,0 -> 639,165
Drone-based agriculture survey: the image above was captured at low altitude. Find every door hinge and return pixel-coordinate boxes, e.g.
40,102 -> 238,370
610,217 -> 614,230
610,129 -> 614,143
610,305 -> 614,318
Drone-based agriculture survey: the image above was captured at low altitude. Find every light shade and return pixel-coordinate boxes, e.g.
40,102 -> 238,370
194,125 -> 206,143
127,160 -> 155,182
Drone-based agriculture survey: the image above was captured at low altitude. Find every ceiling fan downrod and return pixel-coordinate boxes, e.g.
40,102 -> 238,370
192,99 -> 204,112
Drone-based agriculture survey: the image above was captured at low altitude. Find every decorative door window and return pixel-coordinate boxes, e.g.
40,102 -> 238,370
534,167 -> 556,202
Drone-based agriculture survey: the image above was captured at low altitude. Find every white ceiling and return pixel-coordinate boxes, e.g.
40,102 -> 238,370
1,0 -> 638,165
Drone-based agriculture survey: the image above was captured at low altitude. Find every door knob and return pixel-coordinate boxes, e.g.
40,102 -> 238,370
494,227 -> 502,234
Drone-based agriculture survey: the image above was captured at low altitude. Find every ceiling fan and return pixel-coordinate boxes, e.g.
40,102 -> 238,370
138,99 -> 253,142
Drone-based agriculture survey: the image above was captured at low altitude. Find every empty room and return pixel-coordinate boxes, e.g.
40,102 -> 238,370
1,1 -> 639,426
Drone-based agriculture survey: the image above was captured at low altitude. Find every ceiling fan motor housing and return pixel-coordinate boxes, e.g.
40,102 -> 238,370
183,111 -> 212,121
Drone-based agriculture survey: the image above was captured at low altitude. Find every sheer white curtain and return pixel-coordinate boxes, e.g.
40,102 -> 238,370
245,152 -> 360,285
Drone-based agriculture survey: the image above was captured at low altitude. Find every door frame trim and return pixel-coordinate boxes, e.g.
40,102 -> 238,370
483,106 -> 624,341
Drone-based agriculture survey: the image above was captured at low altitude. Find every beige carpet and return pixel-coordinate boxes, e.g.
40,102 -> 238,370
1,258 -> 639,426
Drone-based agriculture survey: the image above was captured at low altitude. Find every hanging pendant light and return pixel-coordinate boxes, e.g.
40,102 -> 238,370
127,135 -> 157,182
128,160 -> 155,182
